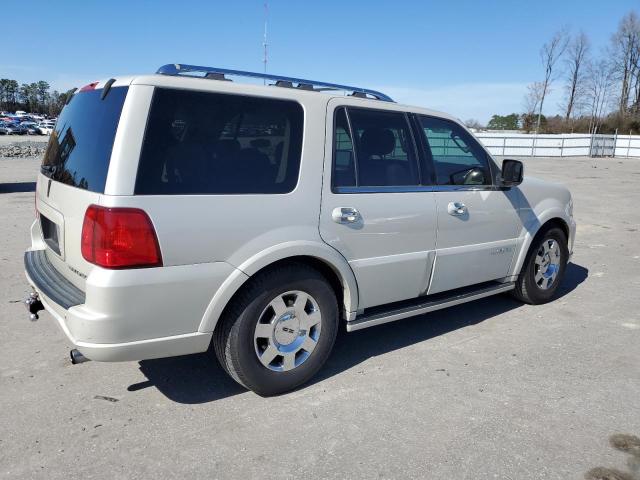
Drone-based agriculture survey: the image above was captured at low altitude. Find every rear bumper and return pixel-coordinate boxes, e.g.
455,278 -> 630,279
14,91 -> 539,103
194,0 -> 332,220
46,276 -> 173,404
31,287 -> 212,361
24,250 -> 85,309
24,248 -> 234,361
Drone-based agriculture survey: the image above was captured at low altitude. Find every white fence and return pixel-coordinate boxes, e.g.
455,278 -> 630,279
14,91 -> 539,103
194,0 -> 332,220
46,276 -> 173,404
474,132 -> 640,158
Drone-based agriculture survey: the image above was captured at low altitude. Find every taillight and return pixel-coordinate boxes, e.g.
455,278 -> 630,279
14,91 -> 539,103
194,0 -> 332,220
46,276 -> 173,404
81,205 -> 162,269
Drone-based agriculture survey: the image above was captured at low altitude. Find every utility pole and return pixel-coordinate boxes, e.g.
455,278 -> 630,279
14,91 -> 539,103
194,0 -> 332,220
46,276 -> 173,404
262,1 -> 268,83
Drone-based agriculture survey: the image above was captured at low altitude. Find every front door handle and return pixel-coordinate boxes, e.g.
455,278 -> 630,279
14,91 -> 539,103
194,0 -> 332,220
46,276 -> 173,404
447,202 -> 467,216
332,207 -> 361,224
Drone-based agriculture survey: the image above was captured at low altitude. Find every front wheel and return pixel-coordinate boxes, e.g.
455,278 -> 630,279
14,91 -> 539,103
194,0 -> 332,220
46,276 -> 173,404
213,263 -> 338,396
512,227 -> 568,305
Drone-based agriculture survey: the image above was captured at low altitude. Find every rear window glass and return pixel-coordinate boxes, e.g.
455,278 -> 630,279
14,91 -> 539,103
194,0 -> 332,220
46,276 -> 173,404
41,87 -> 128,192
135,88 -> 304,195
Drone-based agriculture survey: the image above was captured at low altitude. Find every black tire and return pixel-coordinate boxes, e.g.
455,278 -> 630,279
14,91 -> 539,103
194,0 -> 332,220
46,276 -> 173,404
213,263 -> 339,396
512,226 -> 569,305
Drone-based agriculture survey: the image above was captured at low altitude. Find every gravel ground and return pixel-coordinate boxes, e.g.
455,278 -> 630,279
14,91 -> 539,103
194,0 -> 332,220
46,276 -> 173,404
0,135 -> 48,158
0,155 -> 639,479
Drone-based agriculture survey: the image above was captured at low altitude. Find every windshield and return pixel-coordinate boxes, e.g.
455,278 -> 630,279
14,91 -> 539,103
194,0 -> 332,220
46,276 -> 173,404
41,87 -> 128,192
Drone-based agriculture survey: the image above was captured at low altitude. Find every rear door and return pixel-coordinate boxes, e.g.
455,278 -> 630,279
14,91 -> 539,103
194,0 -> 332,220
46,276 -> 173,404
319,102 -> 437,310
36,83 -> 129,289
416,115 -> 522,294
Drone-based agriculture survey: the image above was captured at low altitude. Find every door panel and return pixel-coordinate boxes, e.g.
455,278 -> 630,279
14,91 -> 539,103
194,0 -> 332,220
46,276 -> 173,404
428,188 -> 520,294
321,192 -> 437,308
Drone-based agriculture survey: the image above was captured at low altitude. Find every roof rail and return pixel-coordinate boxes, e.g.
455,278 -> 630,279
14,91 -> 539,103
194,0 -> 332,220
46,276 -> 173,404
156,64 -> 394,102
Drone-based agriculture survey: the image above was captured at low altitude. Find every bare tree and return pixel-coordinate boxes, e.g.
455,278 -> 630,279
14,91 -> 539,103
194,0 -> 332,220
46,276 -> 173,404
536,29 -> 570,131
464,119 -> 484,130
563,32 -> 590,121
522,82 -> 544,131
524,81 -> 544,115
585,58 -> 615,133
610,12 -> 640,114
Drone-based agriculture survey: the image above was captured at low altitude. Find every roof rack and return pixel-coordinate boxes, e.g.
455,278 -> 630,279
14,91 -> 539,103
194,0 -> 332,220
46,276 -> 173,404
156,64 -> 394,102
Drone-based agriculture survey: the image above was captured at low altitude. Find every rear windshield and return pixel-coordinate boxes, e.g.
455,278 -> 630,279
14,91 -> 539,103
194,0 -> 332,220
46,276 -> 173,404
41,87 -> 128,192
135,88 -> 303,195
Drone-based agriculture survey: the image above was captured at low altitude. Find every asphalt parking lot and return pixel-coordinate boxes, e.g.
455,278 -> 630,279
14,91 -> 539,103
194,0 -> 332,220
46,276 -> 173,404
1,144 -> 639,479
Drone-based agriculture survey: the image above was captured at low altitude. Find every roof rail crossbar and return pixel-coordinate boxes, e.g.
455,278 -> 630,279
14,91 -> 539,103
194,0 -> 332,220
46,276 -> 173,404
156,64 -> 394,102
275,80 -> 294,88
205,72 -> 231,81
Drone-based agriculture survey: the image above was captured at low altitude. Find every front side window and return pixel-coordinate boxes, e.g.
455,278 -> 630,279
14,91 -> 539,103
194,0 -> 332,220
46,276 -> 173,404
418,116 -> 491,186
332,107 -> 419,188
135,88 -> 303,195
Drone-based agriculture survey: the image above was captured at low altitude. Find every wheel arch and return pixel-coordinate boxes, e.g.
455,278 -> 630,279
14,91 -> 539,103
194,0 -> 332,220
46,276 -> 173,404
510,212 -> 571,278
198,242 -> 359,333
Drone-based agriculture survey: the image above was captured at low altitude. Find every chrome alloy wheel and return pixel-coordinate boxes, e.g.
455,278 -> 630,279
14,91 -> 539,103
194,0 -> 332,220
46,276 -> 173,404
534,239 -> 562,290
254,291 -> 322,372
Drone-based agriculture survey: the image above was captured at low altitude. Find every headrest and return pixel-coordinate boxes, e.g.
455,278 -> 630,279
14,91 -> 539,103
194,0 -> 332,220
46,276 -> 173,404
360,128 -> 395,156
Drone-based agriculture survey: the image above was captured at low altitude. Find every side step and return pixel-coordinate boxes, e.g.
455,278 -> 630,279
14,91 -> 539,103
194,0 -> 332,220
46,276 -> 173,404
346,282 -> 515,332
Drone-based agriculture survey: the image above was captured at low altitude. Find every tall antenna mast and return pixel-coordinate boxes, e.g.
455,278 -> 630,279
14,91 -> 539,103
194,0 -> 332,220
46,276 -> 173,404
262,1 -> 268,84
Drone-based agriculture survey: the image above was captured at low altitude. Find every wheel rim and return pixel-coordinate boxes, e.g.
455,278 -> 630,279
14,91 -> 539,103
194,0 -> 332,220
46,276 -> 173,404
534,238 -> 562,290
254,290 -> 322,372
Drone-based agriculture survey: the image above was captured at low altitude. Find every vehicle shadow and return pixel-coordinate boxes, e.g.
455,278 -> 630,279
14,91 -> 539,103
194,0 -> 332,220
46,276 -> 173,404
0,182 -> 36,193
130,262 -> 588,404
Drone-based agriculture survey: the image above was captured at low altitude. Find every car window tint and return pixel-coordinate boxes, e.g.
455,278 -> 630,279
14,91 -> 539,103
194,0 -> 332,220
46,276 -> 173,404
41,87 -> 128,192
135,88 -> 303,195
418,116 -> 491,186
346,108 -> 419,187
332,108 -> 356,188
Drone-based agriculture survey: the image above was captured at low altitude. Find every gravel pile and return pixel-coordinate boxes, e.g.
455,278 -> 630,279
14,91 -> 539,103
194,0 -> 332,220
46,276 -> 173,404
0,142 -> 47,158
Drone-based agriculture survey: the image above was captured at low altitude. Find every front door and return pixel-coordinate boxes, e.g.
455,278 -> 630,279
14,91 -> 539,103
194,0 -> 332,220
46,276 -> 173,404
415,115 -> 522,295
319,103 -> 438,310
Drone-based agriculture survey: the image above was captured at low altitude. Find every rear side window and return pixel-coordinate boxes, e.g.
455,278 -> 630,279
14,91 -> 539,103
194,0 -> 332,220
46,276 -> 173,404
41,87 -> 128,192
418,116 -> 491,186
135,88 -> 304,195
332,107 -> 419,188
332,108 -> 356,188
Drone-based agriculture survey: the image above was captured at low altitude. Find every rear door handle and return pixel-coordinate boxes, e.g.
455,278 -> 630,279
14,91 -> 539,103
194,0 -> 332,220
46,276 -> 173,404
447,202 -> 467,216
332,207 -> 361,224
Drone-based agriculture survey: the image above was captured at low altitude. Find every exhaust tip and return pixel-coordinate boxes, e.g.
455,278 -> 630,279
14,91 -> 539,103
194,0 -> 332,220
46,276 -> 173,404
70,349 -> 90,364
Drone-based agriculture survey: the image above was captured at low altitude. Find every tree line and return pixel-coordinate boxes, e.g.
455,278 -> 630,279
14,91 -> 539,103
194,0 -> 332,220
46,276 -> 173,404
470,11 -> 640,134
0,79 -> 75,117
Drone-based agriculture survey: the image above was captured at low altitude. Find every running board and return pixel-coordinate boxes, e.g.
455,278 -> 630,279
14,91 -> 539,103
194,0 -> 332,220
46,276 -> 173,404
346,282 -> 515,332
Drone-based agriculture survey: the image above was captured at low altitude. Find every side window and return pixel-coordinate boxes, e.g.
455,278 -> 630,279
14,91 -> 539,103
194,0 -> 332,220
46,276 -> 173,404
418,116 -> 491,186
332,108 -> 356,188
332,107 -> 419,189
135,88 -> 303,194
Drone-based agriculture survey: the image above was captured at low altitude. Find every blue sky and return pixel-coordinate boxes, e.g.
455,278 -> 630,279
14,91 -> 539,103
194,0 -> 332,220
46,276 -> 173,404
3,0 -> 638,122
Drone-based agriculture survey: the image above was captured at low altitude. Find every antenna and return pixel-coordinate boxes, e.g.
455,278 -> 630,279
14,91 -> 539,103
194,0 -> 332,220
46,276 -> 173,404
262,1 -> 268,84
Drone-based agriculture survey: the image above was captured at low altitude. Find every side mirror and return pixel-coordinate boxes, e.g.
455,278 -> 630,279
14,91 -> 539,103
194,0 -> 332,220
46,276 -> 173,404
500,159 -> 523,186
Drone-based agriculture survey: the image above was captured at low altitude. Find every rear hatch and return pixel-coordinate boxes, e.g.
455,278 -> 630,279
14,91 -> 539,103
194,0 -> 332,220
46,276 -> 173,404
36,84 -> 128,291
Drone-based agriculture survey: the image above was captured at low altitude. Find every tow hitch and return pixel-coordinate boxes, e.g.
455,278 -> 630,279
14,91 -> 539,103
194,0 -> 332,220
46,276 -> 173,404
24,291 -> 44,321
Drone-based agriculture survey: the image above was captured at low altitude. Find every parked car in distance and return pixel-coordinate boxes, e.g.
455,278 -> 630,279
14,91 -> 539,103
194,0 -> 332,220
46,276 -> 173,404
24,65 -> 576,396
36,123 -> 53,135
13,123 -> 37,135
0,122 -> 16,135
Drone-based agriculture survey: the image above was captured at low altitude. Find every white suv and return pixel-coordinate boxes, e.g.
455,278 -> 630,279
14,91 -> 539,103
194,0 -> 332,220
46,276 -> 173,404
25,64 -> 576,396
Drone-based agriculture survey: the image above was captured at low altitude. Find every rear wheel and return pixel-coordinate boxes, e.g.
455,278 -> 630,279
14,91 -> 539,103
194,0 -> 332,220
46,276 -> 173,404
513,227 -> 568,304
213,263 -> 338,396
